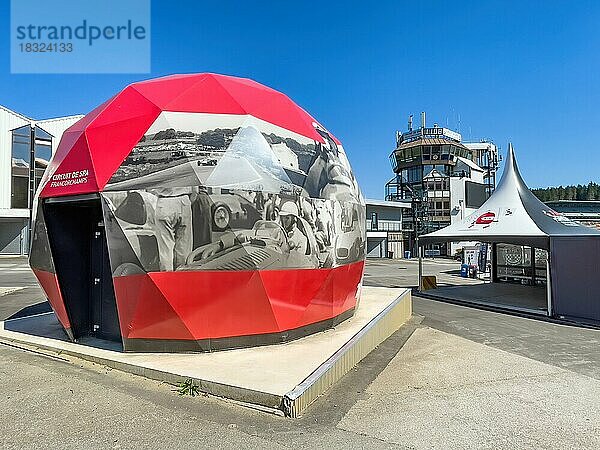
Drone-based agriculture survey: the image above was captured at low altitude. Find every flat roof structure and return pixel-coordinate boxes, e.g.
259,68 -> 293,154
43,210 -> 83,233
365,198 -> 411,209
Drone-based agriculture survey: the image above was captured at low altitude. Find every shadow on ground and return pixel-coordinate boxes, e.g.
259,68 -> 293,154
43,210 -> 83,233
3,312 -> 123,352
6,301 -> 51,320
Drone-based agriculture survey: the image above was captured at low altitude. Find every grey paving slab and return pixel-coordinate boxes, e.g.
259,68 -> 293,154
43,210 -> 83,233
339,327 -> 600,450
414,296 -> 600,380
364,258 -> 484,289
363,258 -> 600,381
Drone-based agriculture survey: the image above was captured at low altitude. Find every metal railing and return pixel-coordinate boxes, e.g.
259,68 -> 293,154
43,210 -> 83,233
366,220 -> 403,232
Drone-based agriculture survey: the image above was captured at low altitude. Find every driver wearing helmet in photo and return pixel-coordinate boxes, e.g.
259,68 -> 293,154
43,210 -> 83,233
196,200 -> 308,260
278,201 -> 308,255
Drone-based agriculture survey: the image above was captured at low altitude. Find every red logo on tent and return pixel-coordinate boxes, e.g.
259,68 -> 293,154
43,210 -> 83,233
475,212 -> 495,224
469,211 -> 496,228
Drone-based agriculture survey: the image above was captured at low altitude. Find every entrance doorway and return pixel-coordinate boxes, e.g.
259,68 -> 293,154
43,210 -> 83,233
43,194 -> 121,343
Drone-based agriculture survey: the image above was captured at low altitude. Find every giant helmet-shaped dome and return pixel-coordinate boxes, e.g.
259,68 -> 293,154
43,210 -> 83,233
30,73 -> 366,352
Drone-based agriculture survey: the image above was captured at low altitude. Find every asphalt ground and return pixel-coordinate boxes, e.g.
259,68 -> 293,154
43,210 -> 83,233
1,255 -> 600,449
363,257 -> 484,289
0,256 -> 51,320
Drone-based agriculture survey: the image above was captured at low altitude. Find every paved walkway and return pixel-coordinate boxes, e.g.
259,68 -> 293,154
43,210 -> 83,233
366,258 -> 600,381
415,295 -> 600,381
364,258 -> 484,288
338,326 -> 600,449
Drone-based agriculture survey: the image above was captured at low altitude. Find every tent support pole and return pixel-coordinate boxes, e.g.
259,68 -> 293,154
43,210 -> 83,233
531,246 -> 536,286
417,238 -> 423,292
491,243 -> 498,283
546,253 -> 552,317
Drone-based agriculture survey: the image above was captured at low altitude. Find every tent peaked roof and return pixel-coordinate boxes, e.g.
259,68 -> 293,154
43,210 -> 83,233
419,144 -> 600,249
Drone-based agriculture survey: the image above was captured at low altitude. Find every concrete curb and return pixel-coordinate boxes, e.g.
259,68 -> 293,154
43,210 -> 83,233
283,289 -> 412,417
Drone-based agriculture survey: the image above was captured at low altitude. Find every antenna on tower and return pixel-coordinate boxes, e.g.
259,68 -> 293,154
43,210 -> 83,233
451,108 -> 456,130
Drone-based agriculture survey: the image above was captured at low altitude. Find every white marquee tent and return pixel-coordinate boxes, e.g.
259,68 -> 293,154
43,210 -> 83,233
418,145 -> 600,325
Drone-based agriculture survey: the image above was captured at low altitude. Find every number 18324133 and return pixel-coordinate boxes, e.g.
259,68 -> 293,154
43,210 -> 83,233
19,42 -> 73,52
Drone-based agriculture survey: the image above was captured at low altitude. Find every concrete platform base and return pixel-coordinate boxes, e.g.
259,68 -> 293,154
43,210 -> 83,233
0,286 -> 412,417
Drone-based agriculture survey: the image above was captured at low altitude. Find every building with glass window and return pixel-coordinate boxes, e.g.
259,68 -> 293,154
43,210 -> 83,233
385,113 -> 499,256
365,198 -> 411,258
0,105 -> 83,254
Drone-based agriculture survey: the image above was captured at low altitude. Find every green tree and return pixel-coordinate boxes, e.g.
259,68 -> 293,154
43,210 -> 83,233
532,182 -> 600,202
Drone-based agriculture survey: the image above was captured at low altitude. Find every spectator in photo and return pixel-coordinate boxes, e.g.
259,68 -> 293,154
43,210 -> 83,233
263,193 -> 279,221
299,196 -> 316,227
314,203 -> 333,251
192,186 -> 212,249
305,141 -> 357,202
254,190 -> 265,213
150,186 -> 197,271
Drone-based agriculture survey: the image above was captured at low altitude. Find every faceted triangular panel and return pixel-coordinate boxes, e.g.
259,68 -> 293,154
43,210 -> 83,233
132,74 -> 247,115
40,133 -> 99,197
114,273 -> 196,341
84,86 -> 162,189
111,273 -> 146,340
31,268 -> 71,331
150,270 -> 280,339
296,269 -> 336,326
147,271 -> 210,340
205,118 -> 294,193
211,75 -> 328,143
259,268 -> 330,330
132,75 -> 212,111
332,261 -> 363,317
29,202 -> 55,273
100,194 -> 152,273
40,96 -> 115,191
163,75 -> 246,114
41,88 -> 161,198
38,129 -> 84,191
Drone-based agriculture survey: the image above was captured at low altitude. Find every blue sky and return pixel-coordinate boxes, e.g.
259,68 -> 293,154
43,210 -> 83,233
2,0 -> 599,198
